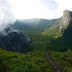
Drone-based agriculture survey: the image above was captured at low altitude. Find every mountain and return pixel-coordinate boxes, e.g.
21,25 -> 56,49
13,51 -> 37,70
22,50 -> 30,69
0,27 -> 31,53
11,10 -> 72,51
63,10 -> 72,35
11,18 -> 57,30
12,10 -> 72,36
12,10 -> 72,37
50,10 -> 72,51
0,10 -> 72,72
42,10 -> 72,38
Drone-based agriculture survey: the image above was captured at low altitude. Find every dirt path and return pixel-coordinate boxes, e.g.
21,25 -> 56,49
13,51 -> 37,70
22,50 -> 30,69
45,51 -> 63,72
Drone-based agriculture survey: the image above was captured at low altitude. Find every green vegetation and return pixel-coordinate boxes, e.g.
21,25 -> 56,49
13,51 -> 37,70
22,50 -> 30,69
0,48 -> 53,72
0,48 -> 72,72
42,24 -> 60,36
49,51 -> 72,72
22,29 -> 55,51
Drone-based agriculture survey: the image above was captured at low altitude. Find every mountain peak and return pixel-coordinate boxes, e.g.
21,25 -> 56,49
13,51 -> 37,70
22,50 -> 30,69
63,9 -> 72,18
63,9 -> 70,16
62,10 -> 72,25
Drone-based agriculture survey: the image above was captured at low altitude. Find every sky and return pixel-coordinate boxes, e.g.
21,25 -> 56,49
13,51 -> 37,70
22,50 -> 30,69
0,0 -> 72,20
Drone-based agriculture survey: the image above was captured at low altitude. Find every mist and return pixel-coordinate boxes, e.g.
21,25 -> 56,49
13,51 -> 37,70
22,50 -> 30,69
0,0 -> 15,31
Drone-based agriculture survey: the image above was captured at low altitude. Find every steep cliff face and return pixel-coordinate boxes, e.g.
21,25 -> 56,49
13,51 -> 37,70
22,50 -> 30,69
0,27 -> 31,53
62,10 -> 71,25
59,10 -> 72,33
62,10 -> 72,35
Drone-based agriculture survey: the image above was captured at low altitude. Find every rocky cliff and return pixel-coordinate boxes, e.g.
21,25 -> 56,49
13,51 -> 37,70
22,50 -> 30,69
62,10 -> 72,35
56,10 -> 72,34
42,10 -> 72,37
0,27 -> 31,53
62,10 -> 72,25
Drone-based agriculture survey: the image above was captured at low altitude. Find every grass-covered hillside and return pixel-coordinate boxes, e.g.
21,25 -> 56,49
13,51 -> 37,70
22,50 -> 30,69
50,51 -> 72,72
51,35 -> 72,52
0,28 -> 72,72
0,48 -> 53,72
11,18 -> 57,30
21,29 -> 72,52
22,29 -> 54,51
0,48 -> 72,72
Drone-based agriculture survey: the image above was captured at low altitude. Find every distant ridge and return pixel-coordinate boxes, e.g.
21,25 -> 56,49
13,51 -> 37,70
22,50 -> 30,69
11,10 -> 72,38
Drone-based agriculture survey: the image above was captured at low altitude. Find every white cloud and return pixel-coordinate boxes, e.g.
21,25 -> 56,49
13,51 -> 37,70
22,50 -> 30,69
7,0 -> 72,19
55,0 -> 72,18
8,0 -> 59,19
40,0 -> 58,10
0,0 -> 14,31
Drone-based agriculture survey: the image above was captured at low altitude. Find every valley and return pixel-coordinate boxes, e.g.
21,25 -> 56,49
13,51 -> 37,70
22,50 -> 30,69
0,10 -> 72,72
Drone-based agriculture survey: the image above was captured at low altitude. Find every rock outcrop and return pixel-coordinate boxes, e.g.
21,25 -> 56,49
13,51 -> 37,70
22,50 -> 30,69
62,10 -> 71,25
62,10 -> 72,35
0,27 -> 31,53
59,10 -> 72,34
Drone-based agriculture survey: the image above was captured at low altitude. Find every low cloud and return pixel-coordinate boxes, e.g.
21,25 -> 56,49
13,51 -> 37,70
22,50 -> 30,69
0,0 -> 15,31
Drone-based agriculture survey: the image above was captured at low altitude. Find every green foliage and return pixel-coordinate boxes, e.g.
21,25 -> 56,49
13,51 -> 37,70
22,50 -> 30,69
22,29 -> 55,51
0,49 -> 53,72
49,51 -> 72,72
62,24 -> 68,30
42,24 -> 59,36
54,33 -> 63,38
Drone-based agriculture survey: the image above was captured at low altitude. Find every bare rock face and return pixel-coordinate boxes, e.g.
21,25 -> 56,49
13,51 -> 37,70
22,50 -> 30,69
62,10 -> 71,25
0,27 -> 31,53
63,10 -> 72,35
59,10 -> 72,33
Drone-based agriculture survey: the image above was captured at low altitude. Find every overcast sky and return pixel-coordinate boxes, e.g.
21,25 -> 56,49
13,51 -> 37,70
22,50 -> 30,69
0,0 -> 72,20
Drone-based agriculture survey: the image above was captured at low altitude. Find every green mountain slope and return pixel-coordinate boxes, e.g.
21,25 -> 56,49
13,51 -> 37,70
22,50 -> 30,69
42,10 -> 72,38
12,10 -> 72,51
11,18 -> 57,30
12,10 -> 72,38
